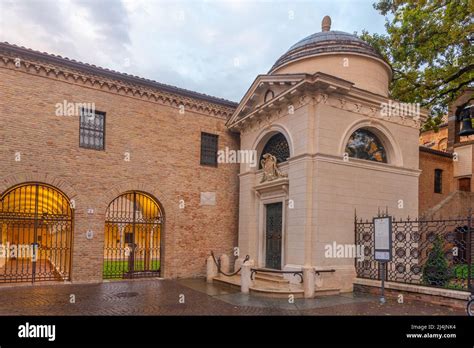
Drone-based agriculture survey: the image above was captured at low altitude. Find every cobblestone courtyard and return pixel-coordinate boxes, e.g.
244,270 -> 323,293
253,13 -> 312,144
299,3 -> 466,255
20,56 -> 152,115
0,278 -> 465,316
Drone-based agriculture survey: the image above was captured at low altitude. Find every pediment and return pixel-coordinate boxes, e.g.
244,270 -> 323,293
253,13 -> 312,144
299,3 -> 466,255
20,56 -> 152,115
226,73 -> 307,127
227,70 -> 430,132
226,72 -> 355,130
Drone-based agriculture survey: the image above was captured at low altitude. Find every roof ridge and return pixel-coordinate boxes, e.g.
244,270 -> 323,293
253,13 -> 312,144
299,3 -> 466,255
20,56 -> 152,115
0,41 -> 238,108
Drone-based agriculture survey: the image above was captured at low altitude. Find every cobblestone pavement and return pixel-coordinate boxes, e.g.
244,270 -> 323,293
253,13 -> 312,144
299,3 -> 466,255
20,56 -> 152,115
0,278 -> 465,315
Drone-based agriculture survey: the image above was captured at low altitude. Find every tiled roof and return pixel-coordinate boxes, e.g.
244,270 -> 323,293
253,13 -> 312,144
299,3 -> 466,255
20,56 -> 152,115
419,146 -> 453,158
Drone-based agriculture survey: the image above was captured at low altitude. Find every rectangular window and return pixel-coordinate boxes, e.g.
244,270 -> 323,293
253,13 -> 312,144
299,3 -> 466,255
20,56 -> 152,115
200,132 -> 218,166
459,178 -> 471,192
79,108 -> 105,150
434,169 -> 443,194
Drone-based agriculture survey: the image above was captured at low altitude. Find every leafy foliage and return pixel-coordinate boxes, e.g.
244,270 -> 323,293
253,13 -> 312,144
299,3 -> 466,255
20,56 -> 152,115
422,235 -> 452,287
359,0 -> 473,131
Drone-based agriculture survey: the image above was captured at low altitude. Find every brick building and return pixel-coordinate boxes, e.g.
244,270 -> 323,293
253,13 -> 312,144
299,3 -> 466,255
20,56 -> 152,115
0,41 -> 240,283
419,89 -> 474,217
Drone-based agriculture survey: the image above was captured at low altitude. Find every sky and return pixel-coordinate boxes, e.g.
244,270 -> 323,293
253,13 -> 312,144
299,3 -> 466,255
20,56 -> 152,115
0,0 -> 388,102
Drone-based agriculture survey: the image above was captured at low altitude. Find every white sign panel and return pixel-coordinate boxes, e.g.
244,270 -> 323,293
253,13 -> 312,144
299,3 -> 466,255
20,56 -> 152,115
200,192 -> 216,206
374,216 -> 392,261
375,251 -> 390,261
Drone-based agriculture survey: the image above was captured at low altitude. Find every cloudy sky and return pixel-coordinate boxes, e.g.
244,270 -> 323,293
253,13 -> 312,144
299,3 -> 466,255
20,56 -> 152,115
0,0 -> 388,102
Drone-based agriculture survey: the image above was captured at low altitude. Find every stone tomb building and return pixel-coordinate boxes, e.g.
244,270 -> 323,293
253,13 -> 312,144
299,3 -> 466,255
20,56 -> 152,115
8,17 -> 473,296
227,17 -> 426,293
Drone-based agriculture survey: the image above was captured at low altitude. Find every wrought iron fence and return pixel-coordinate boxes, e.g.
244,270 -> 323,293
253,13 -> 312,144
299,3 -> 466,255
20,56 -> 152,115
355,212 -> 473,292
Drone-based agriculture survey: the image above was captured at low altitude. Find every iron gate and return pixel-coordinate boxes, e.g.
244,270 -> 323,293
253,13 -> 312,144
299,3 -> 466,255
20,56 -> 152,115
104,191 -> 162,279
0,183 -> 73,283
355,213 -> 473,292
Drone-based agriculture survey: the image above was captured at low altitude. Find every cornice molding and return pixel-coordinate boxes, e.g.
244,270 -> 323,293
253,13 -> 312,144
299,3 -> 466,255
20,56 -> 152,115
0,47 -> 236,119
229,72 -> 428,133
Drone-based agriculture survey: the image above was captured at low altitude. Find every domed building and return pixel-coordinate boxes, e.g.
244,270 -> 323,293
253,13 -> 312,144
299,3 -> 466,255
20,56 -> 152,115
226,16 -> 428,295
269,16 -> 392,97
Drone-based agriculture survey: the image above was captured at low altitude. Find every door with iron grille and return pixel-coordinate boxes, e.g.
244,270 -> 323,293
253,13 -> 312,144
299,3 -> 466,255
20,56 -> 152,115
104,191 -> 163,279
0,183 -> 73,283
265,202 -> 283,269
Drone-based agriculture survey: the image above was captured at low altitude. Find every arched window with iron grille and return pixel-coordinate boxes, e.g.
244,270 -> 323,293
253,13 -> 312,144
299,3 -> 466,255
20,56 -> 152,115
259,133 -> 290,169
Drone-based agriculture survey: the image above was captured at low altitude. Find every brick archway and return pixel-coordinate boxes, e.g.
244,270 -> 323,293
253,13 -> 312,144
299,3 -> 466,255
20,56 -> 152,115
0,181 -> 74,283
103,190 -> 164,280
0,172 -> 78,201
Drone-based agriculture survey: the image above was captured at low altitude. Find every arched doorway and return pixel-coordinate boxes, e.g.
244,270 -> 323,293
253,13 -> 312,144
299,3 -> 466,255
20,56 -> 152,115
256,131 -> 290,270
103,191 -> 163,279
0,183 -> 73,283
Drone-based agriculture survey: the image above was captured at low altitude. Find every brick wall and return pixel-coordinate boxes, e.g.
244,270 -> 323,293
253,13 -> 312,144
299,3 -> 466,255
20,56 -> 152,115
419,148 -> 454,215
0,54 -> 239,282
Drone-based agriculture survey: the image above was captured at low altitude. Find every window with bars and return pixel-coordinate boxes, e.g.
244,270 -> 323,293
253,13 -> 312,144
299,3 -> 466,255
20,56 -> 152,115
79,109 -> 105,150
200,132 -> 218,166
434,169 -> 443,194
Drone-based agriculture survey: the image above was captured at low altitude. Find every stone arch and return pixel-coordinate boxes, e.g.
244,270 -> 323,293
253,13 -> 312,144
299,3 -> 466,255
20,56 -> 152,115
339,119 -> 403,166
253,124 -> 294,162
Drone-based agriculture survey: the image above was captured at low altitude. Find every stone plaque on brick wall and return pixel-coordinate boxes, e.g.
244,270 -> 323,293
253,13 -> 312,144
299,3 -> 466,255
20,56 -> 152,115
200,192 -> 216,206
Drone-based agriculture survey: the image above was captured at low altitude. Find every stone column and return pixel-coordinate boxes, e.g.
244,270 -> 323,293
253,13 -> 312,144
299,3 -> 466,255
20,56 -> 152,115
241,261 -> 252,294
303,266 -> 315,298
219,254 -> 230,273
206,255 -> 218,283
234,257 -> 244,272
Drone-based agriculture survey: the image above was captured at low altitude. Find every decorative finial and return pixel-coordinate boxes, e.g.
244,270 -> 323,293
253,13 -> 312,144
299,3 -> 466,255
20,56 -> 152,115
322,15 -> 331,32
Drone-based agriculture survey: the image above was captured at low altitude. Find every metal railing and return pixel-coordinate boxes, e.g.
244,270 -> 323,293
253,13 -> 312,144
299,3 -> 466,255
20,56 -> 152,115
250,267 -> 336,283
210,251 -> 249,277
355,211 -> 473,292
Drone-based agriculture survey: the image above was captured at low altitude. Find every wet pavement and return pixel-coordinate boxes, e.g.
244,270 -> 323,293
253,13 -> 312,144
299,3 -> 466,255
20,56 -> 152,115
0,278 -> 465,316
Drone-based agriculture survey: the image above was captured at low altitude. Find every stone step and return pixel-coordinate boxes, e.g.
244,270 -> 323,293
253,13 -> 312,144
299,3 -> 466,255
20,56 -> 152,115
213,275 -> 241,287
213,274 -> 340,298
315,288 -> 341,296
250,283 -> 305,298
254,273 -> 289,284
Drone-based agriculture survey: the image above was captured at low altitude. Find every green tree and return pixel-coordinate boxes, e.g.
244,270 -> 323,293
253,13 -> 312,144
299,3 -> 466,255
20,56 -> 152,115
422,234 -> 452,286
359,0 -> 473,132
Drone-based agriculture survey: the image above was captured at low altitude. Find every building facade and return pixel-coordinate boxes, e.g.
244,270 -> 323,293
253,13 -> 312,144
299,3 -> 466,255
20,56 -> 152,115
227,17 -> 427,292
1,16 -> 472,293
0,42 -> 240,283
